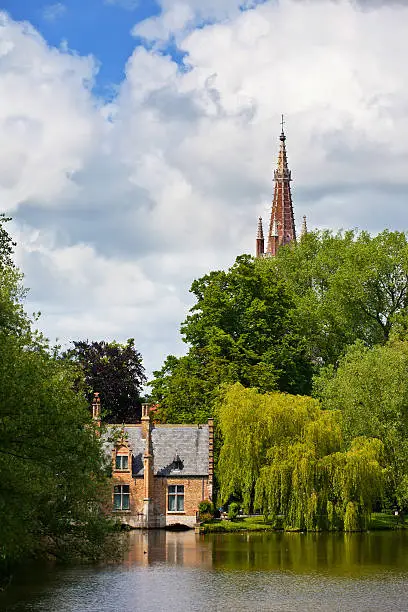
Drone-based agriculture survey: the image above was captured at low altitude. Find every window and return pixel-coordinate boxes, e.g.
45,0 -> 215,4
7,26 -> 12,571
114,485 -> 130,510
115,454 -> 129,470
168,485 -> 184,512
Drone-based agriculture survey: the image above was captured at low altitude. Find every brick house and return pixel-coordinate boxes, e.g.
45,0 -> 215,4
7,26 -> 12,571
94,396 -> 214,529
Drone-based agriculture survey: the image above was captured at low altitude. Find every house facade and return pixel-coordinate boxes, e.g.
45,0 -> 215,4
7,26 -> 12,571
95,396 -> 214,529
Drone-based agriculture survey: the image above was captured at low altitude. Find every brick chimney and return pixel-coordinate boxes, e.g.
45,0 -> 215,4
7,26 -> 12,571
141,404 -> 154,523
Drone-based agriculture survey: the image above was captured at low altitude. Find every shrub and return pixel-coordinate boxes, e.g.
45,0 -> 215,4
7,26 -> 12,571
198,500 -> 214,515
198,500 -> 214,522
228,502 -> 240,520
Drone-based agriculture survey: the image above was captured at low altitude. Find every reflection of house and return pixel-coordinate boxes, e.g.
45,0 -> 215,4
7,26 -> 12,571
94,396 -> 213,528
124,530 -> 214,568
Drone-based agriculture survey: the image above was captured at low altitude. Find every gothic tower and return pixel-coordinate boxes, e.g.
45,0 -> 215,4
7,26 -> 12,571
256,117 -> 296,257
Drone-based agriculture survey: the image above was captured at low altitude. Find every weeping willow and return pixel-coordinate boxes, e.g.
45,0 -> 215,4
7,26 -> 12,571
217,384 -> 385,530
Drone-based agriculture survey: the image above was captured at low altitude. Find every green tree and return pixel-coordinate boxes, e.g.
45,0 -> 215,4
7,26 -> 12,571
64,339 -> 146,423
315,340 -> 408,512
217,384 -> 385,530
0,220 -> 117,576
150,255 -> 313,422
263,229 -> 408,365
0,214 -> 16,268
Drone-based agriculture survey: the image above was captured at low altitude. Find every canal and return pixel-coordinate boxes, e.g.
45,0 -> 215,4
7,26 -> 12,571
2,530 -> 408,610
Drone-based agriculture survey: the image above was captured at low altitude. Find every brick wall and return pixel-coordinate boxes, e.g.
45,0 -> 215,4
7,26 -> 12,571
152,476 -> 210,517
112,475 -> 209,526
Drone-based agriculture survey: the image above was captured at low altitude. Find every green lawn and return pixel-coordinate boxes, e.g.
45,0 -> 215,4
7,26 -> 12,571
369,512 -> 408,530
198,516 -> 275,533
198,513 -> 408,533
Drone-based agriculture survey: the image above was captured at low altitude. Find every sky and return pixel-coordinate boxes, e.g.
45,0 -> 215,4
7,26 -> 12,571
1,0 -> 408,380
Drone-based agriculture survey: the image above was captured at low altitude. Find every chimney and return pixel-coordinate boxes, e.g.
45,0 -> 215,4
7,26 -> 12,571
92,392 -> 101,431
141,404 -> 154,524
141,403 -> 151,440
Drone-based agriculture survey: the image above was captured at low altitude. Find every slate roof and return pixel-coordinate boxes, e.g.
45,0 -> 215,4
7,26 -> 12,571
105,424 -> 209,477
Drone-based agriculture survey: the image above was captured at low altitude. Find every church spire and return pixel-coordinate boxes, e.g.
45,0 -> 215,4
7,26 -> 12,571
265,115 -> 296,256
256,217 -> 264,258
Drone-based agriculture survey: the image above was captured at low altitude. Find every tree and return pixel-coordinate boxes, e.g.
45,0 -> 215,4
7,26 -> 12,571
0,219 -> 117,576
315,339 -> 408,512
65,339 -> 146,423
149,353 -> 219,424
262,229 -> 408,366
0,214 -> 16,268
217,384 -> 385,530
0,334 -> 115,572
150,255 -> 313,422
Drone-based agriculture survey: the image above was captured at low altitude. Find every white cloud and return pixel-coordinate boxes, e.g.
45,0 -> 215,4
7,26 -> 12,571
42,3 -> 67,22
2,1 -> 408,377
0,13 -> 99,211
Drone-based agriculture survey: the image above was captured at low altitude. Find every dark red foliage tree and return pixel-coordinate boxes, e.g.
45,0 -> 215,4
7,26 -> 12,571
65,338 -> 146,423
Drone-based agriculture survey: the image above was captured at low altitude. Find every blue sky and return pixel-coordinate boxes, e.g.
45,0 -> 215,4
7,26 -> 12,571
1,0 -> 408,376
2,0 -> 161,96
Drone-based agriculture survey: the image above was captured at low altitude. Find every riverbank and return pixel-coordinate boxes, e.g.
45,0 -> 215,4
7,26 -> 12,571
198,512 -> 408,533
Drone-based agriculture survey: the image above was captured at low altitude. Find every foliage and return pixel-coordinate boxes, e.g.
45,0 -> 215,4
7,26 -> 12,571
0,220 -> 118,575
198,500 -> 214,522
199,516 -> 273,533
64,339 -> 146,423
217,384 -> 385,530
0,214 -> 16,269
0,332 -> 117,573
198,500 -> 214,515
228,502 -> 240,520
150,255 -> 313,422
261,229 -> 408,366
148,352 -> 219,423
315,340 -> 408,511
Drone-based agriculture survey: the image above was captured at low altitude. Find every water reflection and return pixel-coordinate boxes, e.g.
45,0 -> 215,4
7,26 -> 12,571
3,531 -> 408,611
125,529 -> 408,576
124,530 -> 212,569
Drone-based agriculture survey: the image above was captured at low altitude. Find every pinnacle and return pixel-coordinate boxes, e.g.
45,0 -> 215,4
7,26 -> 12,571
257,217 -> 264,240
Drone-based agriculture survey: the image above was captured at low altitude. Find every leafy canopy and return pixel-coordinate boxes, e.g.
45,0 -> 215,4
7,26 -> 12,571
262,229 -> 408,365
315,339 -> 408,511
150,255 -> 313,422
217,384 -> 385,531
65,339 -> 146,423
0,220 -> 117,575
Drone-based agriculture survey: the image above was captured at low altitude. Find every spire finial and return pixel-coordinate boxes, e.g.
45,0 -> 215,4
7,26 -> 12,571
280,114 -> 286,141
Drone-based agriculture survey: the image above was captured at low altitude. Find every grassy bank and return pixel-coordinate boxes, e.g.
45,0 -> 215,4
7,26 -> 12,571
198,513 -> 408,534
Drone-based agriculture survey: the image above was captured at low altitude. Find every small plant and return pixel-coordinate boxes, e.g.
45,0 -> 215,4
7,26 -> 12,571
228,502 -> 240,520
198,500 -> 214,515
198,500 -> 214,522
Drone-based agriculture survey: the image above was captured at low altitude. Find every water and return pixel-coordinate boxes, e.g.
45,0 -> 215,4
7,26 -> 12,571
2,530 -> 408,611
